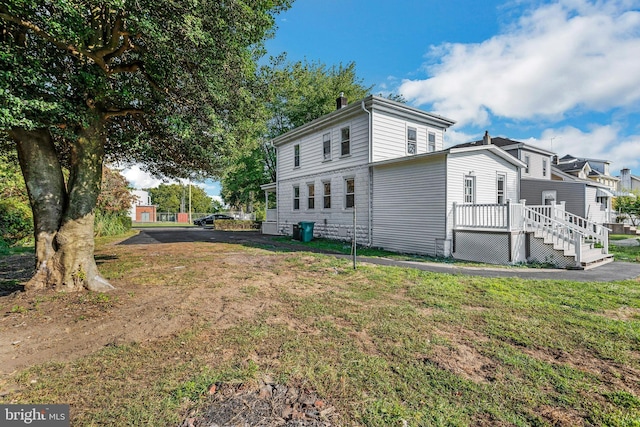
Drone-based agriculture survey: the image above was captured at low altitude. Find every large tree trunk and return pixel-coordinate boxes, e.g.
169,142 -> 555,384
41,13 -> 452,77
11,123 -> 114,292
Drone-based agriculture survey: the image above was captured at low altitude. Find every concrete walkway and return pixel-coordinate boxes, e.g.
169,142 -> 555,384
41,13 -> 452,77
125,227 -> 640,283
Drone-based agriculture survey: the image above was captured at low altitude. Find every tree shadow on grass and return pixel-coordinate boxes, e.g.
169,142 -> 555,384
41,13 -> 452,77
0,253 -> 32,295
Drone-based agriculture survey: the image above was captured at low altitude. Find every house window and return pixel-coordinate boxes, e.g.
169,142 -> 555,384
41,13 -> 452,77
307,183 -> 315,209
294,144 -> 300,168
323,181 -> 331,209
323,133 -> 331,161
524,155 -> 530,174
428,132 -> 436,152
345,178 -> 355,208
407,127 -> 417,155
464,176 -> 475,203
340,127 -> 350,156
293,186 -> 300,210
542,159 -> 548,177
497,174 -> 506,204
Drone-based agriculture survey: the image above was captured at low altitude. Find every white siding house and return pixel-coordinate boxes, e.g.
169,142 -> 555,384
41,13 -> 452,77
262,96 -> 612,268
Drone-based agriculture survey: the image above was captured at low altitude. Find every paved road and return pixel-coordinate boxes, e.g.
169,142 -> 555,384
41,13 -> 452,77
122,227 -> 640,283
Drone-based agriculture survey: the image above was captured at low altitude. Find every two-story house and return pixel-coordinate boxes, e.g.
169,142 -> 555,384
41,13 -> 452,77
261,96 -> 611,268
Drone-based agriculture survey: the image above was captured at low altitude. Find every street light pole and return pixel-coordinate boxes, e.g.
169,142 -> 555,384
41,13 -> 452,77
188,180 -> 192,225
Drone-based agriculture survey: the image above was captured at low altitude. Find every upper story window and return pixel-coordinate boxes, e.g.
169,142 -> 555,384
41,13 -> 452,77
497,174 -> 506,204
294,144 -> 300,168
345,178 -> 355,209
407,127 -> 417,155
464,175 -> 475,203
307,183 -> 315,209
428,132 -> 436,152
340,127 -> 350,156
323,133 -> 331,161
293,185 -> 300,210
323,181 -> 331,209
524,155 -> 530,174
542,159 -> 548,177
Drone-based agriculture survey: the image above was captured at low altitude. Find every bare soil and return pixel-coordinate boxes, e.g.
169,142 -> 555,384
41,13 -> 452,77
0,242 -> 343,425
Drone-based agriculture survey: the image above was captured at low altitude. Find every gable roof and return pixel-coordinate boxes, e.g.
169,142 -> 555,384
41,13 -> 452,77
550,166 -> 610,189
369,142 -> 526,169
555,160 -> 589,173
270,95 -> 456,147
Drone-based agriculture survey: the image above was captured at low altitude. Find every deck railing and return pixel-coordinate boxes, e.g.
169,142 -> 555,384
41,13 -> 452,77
453,201 -> 609,265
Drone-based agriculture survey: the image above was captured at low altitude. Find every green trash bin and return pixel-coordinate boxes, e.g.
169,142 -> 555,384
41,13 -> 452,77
298,221 -> 315,242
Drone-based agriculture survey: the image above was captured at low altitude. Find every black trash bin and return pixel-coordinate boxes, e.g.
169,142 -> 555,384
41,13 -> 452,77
292,224 -> 301,240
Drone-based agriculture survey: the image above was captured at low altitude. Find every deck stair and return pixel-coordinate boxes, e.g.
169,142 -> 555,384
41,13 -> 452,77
524,206 -> 613,269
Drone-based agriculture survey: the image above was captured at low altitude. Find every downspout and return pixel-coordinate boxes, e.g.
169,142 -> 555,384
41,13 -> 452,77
362,100 -> 373,246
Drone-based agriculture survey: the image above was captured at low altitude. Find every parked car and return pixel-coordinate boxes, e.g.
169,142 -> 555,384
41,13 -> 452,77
193,213 -> 234,227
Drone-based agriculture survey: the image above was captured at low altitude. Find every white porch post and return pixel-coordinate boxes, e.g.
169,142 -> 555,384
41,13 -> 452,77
452,201 -> 457,229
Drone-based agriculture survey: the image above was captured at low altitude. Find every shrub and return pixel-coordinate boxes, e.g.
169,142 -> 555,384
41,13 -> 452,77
214,219 -> 260,231
0,198 -> 33,246
94,211 -> 132,237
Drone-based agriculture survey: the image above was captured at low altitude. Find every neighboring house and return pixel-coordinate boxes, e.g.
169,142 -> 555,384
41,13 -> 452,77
556,154 -> 619,192
619,168 -> 640,192
261,95 -> 611,268
129,189 -> 156,222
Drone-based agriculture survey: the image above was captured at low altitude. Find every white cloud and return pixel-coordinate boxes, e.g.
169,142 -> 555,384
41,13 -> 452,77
531,125 -> 640,172
121,165 -> 223,199
399,0 -> 640,126
121,165 -> 166,190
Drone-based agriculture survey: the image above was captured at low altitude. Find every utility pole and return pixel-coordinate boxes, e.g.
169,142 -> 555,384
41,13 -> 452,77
188,180 -> 192,224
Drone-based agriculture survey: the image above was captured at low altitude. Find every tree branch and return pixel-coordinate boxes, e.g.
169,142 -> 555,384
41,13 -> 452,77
103,108 -> 145,119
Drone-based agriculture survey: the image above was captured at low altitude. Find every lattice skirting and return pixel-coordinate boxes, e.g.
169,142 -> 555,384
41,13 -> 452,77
453,231 -> 511,265
527,235 -> 575,268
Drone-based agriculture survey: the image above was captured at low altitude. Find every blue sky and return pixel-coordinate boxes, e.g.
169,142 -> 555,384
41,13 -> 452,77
124,0 -> 640,196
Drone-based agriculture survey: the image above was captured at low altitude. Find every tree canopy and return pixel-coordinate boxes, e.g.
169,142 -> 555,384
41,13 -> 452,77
148,183 -> 214,214
0,0 -> 291,291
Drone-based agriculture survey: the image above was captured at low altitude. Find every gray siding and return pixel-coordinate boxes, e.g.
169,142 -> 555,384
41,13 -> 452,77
520,179 -> 586,217
371,155 -> 447,255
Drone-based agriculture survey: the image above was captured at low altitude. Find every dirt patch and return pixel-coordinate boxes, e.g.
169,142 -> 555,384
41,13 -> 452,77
180,378 -> 340,427
424,326 -> 496,384
521,346 -> 640,396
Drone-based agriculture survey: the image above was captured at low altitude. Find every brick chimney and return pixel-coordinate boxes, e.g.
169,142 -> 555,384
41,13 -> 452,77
336,92 -> 347,110
482,130 -> 491,145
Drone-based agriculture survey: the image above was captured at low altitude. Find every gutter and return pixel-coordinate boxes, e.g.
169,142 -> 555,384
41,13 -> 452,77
362,100 -> 373,247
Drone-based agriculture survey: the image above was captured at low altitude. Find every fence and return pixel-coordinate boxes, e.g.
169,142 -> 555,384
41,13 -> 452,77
135,211 -> 257,223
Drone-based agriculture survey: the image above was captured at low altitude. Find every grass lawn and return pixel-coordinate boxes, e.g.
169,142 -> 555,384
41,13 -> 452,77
2,235 -> 640,426
609,235 -> 640,263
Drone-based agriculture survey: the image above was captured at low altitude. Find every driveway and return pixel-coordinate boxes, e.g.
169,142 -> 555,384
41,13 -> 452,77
123,227 -> 640,283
